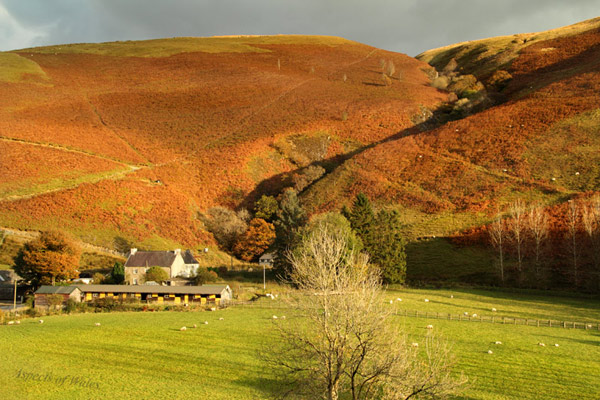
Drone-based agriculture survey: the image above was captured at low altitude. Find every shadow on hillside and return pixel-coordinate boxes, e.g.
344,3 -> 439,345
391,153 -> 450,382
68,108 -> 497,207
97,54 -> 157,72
504,38 -> 600,98
239,39 -> 600,211
239,106 -> 453,209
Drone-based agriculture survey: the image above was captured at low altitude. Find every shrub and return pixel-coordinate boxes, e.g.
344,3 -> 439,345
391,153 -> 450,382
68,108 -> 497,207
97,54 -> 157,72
65,299 -> 78,314
92,272 -> 105,284
431,76 -> 449,90
145,266 -> 169,284
194,267 -> 218,285
93,297 -> 117,311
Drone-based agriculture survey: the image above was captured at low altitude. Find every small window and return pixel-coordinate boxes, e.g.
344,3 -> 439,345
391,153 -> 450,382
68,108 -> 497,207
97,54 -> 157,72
133,269 -> 138,274
133,279 -> 138,285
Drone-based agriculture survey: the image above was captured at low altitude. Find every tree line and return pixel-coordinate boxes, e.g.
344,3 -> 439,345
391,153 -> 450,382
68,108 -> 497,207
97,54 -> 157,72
202,191 -> 408,285
485,195 -> 600,290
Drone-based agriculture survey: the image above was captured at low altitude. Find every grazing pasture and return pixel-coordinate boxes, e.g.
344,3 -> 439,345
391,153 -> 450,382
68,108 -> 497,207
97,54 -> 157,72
0,288 -> 599,399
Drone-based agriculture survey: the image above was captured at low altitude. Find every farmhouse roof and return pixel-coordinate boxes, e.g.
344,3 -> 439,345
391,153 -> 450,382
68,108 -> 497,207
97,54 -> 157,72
35,285 -> 80,294
125,251 -> 178,268
182,250 -> 198,265
75,284 -> 229,295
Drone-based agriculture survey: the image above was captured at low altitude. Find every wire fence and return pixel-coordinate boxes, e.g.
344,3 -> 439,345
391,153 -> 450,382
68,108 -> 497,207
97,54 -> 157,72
393,308 -> 600,331
227,300 -> 600,331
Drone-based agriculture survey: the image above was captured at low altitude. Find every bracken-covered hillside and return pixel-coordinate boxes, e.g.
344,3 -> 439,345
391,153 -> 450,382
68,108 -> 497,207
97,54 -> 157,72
304,18 -> 600,239
0,35 -> 446,248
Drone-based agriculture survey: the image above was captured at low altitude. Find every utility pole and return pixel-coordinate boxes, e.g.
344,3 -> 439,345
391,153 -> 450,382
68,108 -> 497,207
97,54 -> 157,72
263,264 -> 266,291
13,277 -> 18,311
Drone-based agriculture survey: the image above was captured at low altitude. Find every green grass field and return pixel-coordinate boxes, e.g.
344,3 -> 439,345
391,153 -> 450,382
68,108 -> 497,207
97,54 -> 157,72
0,288 -> 599,399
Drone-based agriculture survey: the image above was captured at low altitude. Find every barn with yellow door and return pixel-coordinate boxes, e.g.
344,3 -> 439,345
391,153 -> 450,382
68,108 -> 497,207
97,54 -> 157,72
75,284 -> 232,305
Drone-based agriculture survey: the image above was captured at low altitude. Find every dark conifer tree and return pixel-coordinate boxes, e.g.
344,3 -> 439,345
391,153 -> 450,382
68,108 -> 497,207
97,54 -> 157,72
274,189 -> 307,278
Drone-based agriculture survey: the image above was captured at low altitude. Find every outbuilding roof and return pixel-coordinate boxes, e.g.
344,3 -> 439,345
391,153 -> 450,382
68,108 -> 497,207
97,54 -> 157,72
35,286 -> 81,295
75,284 -> 229,295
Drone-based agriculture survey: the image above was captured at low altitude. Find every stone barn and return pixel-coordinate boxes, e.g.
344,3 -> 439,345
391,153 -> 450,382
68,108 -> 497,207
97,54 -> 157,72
34,286 -> 81,309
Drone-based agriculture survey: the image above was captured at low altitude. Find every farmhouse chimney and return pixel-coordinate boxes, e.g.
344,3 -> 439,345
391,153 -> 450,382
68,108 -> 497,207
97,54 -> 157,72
130,248 -> 138,255
174,249 -> 181,255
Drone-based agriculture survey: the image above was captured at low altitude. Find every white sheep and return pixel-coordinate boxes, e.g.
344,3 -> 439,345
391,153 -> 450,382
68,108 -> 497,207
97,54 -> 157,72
426,325 -> 433,329
180,326 -> 187,331
411,342 -> 419,348
464,312 -> 469,316
15,320 -> 20,325
538,343 -> 545,347
396,298 -> 402,302
219,317 -> 224,321
7,321 -> 14,325
554,343 -> 560,347
94,322 -> 101,327
495,341 -> 502,345
389,300 -> 393,304
491,308 -> 497,312
193,324 -> 197,328
281,316 -> 286,319
39,320 -> 44,324
487,350 -> 493,354
424,299 -> 429,303
472,313 -> 478,318
210,307 -> 216,311
272,315 -> 278,319
450,295 -> 454,298
204,321 -> 208,325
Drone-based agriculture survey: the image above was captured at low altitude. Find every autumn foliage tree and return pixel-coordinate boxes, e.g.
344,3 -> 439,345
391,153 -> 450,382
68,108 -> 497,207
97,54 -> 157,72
234,218 -> 276,261
13,230 -> 81,287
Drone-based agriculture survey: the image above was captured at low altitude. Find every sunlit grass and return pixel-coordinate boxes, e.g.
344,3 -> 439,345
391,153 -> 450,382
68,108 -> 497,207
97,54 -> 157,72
1,288 -> 599,399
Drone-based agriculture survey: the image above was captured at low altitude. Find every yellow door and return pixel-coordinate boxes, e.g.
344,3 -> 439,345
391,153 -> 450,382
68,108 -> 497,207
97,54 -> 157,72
99,293 -> 105,299
158,296 -> 164,303
184,295 -> 188,303
174,296 -> 181,304
201,297 -> 206,305
85,293 -> 92,301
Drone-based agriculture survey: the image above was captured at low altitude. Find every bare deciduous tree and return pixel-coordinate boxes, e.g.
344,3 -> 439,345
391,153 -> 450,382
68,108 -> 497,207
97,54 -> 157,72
265,222 -> 465,400
566,200 -> 580,287
488,213 -> 505,283
199,207 -> 248,251
582,195 -> 600,288
386,60 -> 396,78
527,204 -> 549,281
508,200 -> 526,274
